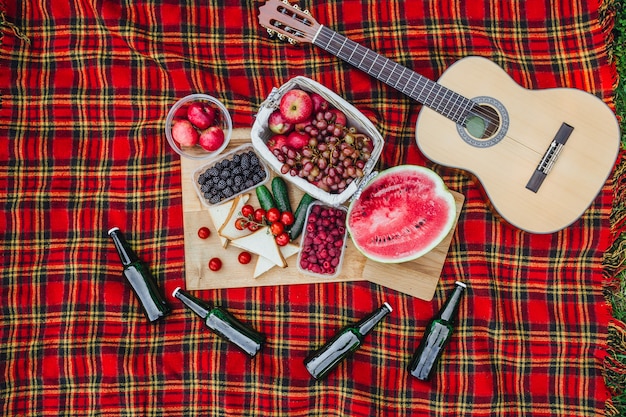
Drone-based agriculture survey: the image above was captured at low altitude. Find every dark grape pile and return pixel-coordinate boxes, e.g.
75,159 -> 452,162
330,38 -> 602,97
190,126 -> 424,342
197,150 -> 266,204
272,111 -> 374,194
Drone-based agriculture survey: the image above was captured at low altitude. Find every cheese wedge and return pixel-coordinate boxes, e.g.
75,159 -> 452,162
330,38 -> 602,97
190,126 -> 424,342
218,194 -> 253,242
253,242 -> 301,278
230,226 -> 286,268
208,194 -> 250,248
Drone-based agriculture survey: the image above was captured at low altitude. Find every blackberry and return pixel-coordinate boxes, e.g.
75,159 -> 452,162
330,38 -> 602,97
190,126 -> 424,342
232,154 -> 241,164
201,183 -> 212,192
222,187 -> 234,198
245,179 -> 255,188
249,153 -> 260,166
231,166 -> 243,176
240,153 -> 251,170
207,167 -> 220,177
252,173 -> 264,184
226,178 -> 234,187
209,195 -> 221,204
212,176 -> 220,184
220,169 -> 231,179
216,179 -> 227,190
234,175 -> 244,187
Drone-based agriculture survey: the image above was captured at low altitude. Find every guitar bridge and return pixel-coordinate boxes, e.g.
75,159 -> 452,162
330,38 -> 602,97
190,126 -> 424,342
526,123 -> 574,193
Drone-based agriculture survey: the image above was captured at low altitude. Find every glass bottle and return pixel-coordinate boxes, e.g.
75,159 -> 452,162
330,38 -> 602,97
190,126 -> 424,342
304,302 -> 393,380
408,281 -> 466,381
108,227 -> 171,322
172,287 -> 265,357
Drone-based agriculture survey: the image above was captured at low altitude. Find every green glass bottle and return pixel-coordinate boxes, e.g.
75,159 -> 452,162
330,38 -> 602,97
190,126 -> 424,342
304,302 -> 393,380
172,287 -> 265,357
108,227 -> 171,322
408,281 -> 466,381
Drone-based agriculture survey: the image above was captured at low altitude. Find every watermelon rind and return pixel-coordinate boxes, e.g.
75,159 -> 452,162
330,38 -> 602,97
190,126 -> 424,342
346,165 -> 456,263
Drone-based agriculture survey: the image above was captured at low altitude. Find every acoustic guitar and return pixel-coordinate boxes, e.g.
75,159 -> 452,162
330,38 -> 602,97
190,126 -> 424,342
258,0 -> 620,234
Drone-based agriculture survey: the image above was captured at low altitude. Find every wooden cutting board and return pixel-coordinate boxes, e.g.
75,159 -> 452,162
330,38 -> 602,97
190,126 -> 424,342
181,128 -> 464,301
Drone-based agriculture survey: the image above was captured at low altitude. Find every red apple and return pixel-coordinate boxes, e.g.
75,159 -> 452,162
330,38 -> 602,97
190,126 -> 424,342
286,131 -> 309,150
268,110 -> 293,134
294,118 -> 313,132
187,102 -> 216,130
199,126 -> 225,151
329,108 -> 347,126
279,89 -> 313,124
310,92 -> 329,112
267,134 -> 289,152
171,120 -> 199,146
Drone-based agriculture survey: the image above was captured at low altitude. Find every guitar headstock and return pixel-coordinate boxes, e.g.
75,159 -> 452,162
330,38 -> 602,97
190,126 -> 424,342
258,0 -> 320,45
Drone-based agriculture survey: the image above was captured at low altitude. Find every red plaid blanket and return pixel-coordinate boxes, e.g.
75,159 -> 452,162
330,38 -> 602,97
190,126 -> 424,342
0,1 -> 620,416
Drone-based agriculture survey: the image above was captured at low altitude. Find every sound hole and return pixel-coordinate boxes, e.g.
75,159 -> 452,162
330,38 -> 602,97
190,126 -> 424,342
466,105 -> 500,140
457,97 -> 508,148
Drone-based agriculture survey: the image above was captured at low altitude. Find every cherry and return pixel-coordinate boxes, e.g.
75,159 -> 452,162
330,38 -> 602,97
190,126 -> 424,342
208,257 -> 222,271
197,226 -> 211,239
238,251 -> 252,264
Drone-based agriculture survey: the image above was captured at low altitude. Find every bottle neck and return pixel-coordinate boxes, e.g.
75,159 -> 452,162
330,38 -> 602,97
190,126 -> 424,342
173,288 -> 211,320
439,282 -> 466,322
108,227 -> 139,266
355,302 -> 393,336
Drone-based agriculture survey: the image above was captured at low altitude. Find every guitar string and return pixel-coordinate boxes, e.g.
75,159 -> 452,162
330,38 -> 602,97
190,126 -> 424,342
314,28 -> 498,124
314,28 -> 502,128
315,28 -> 496,124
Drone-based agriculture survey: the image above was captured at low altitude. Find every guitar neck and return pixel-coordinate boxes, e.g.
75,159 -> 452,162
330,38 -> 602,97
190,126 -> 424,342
313,26 -> 474,124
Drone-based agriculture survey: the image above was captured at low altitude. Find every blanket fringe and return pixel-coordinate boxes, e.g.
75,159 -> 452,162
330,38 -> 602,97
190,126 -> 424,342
604,151 -> 626,417
0,10 -> 30,45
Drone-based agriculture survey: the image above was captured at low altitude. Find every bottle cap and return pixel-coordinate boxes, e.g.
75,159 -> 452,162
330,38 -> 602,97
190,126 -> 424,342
383,302 -> 393,313
107,226 -> 120,236
172,287 -> 182,298
455,281 -> 467,288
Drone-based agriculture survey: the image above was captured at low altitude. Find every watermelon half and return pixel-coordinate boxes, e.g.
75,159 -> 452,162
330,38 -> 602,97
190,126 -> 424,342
346,165 -> 456,263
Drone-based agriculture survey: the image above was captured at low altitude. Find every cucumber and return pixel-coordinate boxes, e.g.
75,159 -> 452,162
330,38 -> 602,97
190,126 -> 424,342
256,184 -> 276,211
289,193 -> 314,240
271,177 -> 292,214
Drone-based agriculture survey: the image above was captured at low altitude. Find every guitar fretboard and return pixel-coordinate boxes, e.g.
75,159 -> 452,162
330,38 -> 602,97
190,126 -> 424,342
314,26 -> 474,125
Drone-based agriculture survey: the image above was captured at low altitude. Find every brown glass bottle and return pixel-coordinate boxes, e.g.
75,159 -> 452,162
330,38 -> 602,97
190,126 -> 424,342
108,227 -> 171,322
304,302 -> 392,379
173,287 -> 265,357
408,281 -> 466,380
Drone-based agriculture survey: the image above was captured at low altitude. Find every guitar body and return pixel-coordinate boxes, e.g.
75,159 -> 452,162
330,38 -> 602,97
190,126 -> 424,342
417,56 -> 620,233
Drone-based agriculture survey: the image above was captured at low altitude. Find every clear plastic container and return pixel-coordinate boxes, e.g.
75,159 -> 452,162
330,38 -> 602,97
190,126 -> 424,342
297,202 -> 348,279
192,144 -> 270,207
165,93 -> 232,160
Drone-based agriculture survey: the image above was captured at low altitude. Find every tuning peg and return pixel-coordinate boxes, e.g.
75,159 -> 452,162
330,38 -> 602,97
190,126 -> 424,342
281,0 -> 310,15
266,28 -> 277,38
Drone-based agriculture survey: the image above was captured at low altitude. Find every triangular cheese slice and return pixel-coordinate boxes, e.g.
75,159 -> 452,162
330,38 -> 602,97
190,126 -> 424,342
218,194 -> 253,242
208,194 -> 250,248
253,242 -> 301,278
230,226 -> 286,268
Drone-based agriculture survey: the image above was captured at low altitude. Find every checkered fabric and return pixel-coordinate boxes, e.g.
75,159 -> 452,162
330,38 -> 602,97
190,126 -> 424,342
0,0 -> 620,416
